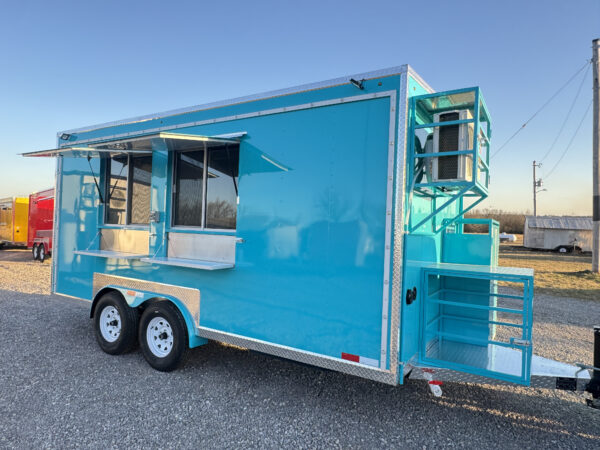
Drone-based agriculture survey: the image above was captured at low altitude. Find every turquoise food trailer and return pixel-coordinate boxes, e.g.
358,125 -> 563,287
23,65 -> 599,401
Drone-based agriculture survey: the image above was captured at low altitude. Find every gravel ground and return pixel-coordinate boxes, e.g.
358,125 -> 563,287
0,249 -> 599,448
0,248 -> 50,294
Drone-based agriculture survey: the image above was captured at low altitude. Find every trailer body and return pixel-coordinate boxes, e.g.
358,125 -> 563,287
0,197 -> 29,247
27,188 -> 55,259
23,65 -> 591,390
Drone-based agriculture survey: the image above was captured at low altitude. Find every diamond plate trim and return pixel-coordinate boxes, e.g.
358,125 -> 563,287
387,70 -> 410,379
92,273 -> 201,327
196,326 -> 397,385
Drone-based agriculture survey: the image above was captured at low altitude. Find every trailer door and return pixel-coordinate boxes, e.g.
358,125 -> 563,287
418,264 -> 533,385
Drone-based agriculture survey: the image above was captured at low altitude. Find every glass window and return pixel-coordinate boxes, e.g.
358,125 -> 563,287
130,156 -> 153,224
106,155 -> 129,225
173,150 -> 204,226
105,154 -> 152,225
206,146 -> 239,229
172,144 -> 240,230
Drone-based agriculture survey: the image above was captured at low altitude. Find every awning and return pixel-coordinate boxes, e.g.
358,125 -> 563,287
22,147 -> 151,158
22,131 -> 246,158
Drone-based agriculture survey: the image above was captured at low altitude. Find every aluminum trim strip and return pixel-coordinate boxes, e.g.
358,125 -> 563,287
51,156 -> 63,294
379,90 -> 396,369
59,65 -> 409,135
67,91 -> 399,146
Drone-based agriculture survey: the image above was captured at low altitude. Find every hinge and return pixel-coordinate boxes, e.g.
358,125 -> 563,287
510,338 -> 532,347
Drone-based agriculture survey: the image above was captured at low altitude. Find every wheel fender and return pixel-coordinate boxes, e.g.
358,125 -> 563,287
91,285 -> 207,348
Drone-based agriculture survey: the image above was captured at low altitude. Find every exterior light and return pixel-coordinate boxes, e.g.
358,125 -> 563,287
350,78 -> 365,90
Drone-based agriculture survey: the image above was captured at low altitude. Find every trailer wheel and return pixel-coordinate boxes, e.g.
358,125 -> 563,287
139,302 -> 187,372
94,292 -> 139,355
32,244 -> 39,260
38,244 -> 46,262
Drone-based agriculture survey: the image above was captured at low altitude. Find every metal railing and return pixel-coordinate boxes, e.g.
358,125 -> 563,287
407,87 -> 492,234
419,264 -> 534,385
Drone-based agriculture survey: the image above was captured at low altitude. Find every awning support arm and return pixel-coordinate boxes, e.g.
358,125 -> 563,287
87,155 -> 105,204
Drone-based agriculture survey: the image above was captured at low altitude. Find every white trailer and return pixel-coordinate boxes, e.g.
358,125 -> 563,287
524,216 -> 592,252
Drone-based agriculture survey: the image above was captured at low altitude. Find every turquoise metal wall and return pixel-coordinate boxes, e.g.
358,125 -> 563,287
54,76 -> 401,366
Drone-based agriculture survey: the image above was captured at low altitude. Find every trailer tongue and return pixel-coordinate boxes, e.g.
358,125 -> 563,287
21,65 -> 599,406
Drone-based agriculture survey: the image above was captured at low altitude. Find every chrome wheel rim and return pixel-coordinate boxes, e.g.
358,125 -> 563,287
99,305 -> 121,343
146,316 -> 173,358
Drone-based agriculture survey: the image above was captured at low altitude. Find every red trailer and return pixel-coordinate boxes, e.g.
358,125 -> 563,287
27,188 -> 54,261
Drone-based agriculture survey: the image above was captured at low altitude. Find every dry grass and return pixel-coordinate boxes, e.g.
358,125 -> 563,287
499,235 -> 600,301
466,209 -> 525,234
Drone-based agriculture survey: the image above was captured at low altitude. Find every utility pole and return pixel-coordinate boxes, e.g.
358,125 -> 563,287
533,161 -> 542,216
593,38 -> 600,273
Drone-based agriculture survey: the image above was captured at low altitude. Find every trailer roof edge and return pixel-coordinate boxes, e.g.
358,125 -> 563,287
405,64 -> 435,94
58,65 -> 431,136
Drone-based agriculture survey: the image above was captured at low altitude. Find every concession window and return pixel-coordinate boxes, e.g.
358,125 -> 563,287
22,131 -> 245,266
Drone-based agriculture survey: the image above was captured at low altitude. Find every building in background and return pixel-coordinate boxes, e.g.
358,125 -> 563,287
523,216 -> 592,252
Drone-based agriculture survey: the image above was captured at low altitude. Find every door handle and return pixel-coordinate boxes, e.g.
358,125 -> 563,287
406,287 -> 417,305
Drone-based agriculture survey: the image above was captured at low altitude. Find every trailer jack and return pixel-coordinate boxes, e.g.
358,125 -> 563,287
584,325 -> 600,409
419,368 -> 443,397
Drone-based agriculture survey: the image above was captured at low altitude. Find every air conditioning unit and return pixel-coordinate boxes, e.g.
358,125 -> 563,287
432,110 -> 474,182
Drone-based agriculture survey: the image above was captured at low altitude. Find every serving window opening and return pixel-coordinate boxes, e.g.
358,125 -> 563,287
172,143 -> 240,230
105,154 -> 153,225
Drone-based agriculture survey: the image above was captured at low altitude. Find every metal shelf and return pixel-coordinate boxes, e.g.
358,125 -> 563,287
140,256 -> 234,271
74,250 -> 148,260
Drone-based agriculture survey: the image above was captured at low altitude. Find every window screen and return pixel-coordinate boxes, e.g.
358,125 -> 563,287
205,146 -> 239,229
173,150 -> 205,226
106,155 -> 129,225
105,154 -> 152,225
130,156 -> 152,224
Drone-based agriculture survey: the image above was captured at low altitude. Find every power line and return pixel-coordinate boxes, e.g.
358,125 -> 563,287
544,99 -> 593,180
491,60 -> 591,159
539,62 -> 591,162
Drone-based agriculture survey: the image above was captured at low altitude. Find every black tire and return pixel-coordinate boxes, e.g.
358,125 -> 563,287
38,244 -> 46,262
93,291 -> 139,355
32,244 -> 39,260
139,301 -> 187,372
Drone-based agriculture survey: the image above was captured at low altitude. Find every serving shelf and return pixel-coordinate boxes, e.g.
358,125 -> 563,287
74,250 -> 148,260
140,256 -> 233,271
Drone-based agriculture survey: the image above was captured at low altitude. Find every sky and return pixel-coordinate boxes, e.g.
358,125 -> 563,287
0,0 -> 598,215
